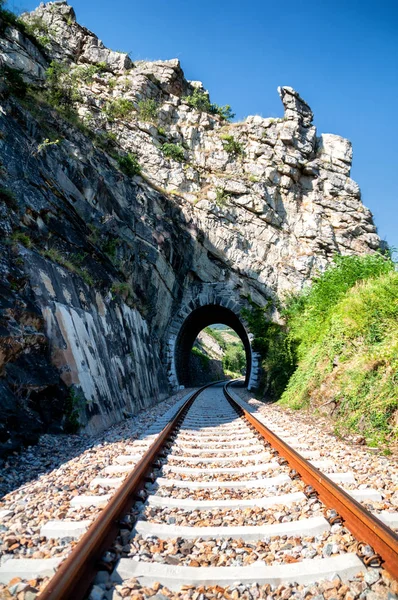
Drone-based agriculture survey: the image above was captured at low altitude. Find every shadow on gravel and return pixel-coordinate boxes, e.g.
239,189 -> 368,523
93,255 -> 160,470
0,389 -> 196,499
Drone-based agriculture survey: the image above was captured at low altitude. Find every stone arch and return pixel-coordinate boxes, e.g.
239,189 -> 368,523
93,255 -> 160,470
166,286 -> 261,390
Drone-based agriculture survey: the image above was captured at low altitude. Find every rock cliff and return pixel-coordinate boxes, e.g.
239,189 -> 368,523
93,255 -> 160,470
0,1 -> 380,454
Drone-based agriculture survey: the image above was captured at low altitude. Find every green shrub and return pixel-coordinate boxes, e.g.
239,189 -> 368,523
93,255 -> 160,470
104,97 -> 134,120
94,131 -> 118,153
138,98 -> 158,122
45,61 -> 81,111
22,15 -> 52,51
222,343 -> 246,375
1,65 -> 28,98
245,252 -> 398,445
0,5 -> 49,53
111,281 -> 134,301
102,237 -> 118,261
284,252 -> 395,358
182,88 -> 235,122
280,269 -> 398,445
191,346 -> 210,369
183,88 -> 212,112
11,231 -> 32,247
161,142 -> 185,162
214,187 -> 230,207
64,387 -> 84,433
220,134 -> 243,156
72,63 -> 105,84
116,152 -> 141,177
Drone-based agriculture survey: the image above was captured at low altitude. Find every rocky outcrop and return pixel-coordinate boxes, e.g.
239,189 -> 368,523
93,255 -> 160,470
190,330 -> 225,386
0,1 -> 380,453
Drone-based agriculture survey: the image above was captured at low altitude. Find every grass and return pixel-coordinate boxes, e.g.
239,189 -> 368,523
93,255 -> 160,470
111,281 -> 134,302
104,98 -> 134,121
137,98 -> 158,122
182,88 -> 235,122
214,187 -> 230,207
11,231 -> 32,247
245,252 -> 398,446
220,134 -> 244,156
43,247 -> 94,286
204,327 -> 227,350
161,143 -> 185,162
1,65 -> 29,99
116,152 -> 141,177
191,346 -> 210,369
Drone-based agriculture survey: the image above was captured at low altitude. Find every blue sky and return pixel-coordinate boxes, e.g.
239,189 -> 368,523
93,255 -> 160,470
8,0 -> 398,249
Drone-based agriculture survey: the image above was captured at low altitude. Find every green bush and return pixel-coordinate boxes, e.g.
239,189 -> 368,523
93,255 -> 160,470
104,98 -> 134,120
72,63 -> 105,84
222,343 -> 245,374
45,61 -> 81,111
94,131 -> 118,153
284,252 -> 395,359
116,152 -> 141,177
281,269 -> 398,445
182,88 -> 235,122
138,98 -> 158,122
245,252 -> 398,445
1,65 -> 28,98
191,346 -> 210,369
183,88 -> 212,112
213,104 -> 235,121
102,237 -> 118,261
215,187 -> 230,207
11,230 -> 32,247
64,388 -> 83,433
0,4 -> 48,54
220,134 -> 243,156
161,142 -> 185,162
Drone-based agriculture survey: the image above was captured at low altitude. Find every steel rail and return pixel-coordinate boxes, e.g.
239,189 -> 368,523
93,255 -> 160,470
38,382 -> 220,600
224,382 -> 398,581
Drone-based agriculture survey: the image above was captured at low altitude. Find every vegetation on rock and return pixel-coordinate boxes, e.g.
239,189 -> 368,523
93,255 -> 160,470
0,65 -> 28,99
137,98 -> 158,122
104,97 -> 135,120
245,253 -> 398,446
220,134 -> 244,156
161,142 -> 185,162
116,152 -> 141,177
182,88 -> 235,122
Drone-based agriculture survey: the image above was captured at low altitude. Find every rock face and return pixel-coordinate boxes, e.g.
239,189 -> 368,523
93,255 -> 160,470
0,2 -> 380,452
190,330 -> 225,386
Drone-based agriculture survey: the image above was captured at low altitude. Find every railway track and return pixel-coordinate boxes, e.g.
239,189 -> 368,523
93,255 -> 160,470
1,381 -> 397,599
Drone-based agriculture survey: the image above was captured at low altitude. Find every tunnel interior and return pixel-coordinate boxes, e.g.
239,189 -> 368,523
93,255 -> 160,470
175,304 -> 251,387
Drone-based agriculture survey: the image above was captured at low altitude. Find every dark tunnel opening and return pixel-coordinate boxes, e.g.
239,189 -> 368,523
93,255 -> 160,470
175,304 -> 251,387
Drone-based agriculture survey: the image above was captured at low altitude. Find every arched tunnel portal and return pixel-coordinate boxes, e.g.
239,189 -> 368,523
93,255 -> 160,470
175,305 -> 252,387
166,292 -> 261,391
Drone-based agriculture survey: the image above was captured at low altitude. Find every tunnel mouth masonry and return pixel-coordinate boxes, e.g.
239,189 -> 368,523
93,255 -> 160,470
174,304 -> 252,388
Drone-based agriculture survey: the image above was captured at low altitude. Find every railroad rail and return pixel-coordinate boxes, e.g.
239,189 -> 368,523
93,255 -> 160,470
224,382 -> 398,580
13,380 -> 397,598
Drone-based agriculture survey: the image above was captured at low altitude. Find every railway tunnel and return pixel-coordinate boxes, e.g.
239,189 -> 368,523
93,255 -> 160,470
175,305 -> 251,387
166,291 -> 261,391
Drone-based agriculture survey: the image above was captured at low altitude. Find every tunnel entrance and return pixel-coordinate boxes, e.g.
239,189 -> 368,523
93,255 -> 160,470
174,304 -> 252,387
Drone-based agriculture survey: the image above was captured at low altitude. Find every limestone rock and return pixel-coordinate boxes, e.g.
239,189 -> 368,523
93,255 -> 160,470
278,86 -> 314,126
0,1 -> 381,450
